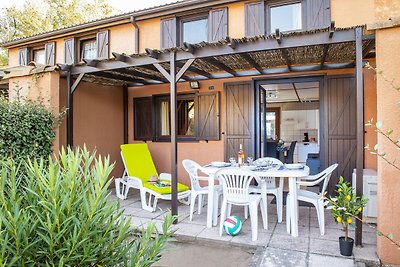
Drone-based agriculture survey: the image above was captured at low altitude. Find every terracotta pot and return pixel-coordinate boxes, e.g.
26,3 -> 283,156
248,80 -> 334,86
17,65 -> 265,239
339,236 -> 354,256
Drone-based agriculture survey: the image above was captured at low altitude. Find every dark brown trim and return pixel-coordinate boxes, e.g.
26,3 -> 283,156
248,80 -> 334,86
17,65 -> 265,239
202,57 -> 238,76
66,72 -> 73,147
292,82 -> 301,102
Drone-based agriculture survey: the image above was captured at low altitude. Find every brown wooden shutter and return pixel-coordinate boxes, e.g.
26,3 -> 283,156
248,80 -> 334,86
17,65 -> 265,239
196,92 -> 220,141
245,1 -> 265,37
96,30 -> 109,59
224,82 -> 255,161
134,97 -> 154,141
208,8 -> 228,43
64,38 -> 75,64
306,0 -> 331,30
161,17 -> 177,49
323,75 -> 357,194
18,48 -> 28,66
44,42 -> 55,65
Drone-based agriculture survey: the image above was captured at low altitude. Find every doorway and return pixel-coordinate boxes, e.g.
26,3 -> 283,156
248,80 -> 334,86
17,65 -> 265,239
255,77 -> 324,170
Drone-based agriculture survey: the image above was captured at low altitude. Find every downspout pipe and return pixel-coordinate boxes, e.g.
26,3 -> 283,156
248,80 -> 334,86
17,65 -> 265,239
130,16 -> 139,54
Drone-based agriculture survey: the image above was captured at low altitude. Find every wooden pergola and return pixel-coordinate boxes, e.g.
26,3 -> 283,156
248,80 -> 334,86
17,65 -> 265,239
63,26 -> 375,245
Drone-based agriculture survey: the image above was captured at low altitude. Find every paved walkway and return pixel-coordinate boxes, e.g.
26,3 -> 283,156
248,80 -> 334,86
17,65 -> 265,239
109,191 -> 380,267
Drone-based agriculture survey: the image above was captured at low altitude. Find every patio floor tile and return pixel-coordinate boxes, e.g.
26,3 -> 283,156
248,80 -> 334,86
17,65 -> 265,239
274,223 -> 309,236
197,227 -> 233,243
308,253 -> 354,267
258,247 -> 308,267
230,229 -> 272,247
309,238 -> 351,258
269,233 -> 309,253
174,223 -> 206,238
353,243 -> 380,263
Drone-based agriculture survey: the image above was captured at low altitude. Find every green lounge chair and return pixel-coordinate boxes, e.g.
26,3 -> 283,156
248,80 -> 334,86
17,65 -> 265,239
115,143 -> 190,212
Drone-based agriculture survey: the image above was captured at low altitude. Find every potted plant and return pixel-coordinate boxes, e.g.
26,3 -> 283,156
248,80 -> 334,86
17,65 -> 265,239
326,176 -> 368,256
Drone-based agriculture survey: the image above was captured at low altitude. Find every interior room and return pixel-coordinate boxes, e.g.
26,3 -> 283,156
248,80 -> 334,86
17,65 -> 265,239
260,80 -> 321,173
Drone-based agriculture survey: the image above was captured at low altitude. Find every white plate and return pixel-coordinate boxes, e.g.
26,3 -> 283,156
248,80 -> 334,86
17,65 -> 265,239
211,161 -> 231,167
285,164 -> 304,170
240,165 -> 257,171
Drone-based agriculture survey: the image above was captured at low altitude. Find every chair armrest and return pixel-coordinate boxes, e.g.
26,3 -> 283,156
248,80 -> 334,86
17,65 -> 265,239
297,179 -> 320,187
123,176 -> 143,187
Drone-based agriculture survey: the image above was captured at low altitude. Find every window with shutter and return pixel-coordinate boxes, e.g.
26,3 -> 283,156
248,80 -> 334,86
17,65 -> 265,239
134,97 -> 154,141
161,17 -> 177,49
45,42 -> 55,65
18,48 -> 29,66
306,0 -> 331,30
208,8 -> 228,43
96,30 -> 109,59
245,1 -> 265,37
196,92 -> 220,141
64,38 -> 75,64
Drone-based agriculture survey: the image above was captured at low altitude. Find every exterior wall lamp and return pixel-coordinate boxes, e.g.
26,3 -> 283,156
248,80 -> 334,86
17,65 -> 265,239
190,81 -> 200,89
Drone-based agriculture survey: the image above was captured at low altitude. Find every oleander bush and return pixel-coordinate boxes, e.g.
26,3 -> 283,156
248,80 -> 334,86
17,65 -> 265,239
0,147 -> 175,266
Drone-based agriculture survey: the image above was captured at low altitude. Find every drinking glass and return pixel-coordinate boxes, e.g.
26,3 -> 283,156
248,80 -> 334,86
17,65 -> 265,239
247,156 -> 254,165
229,157 -> 236,166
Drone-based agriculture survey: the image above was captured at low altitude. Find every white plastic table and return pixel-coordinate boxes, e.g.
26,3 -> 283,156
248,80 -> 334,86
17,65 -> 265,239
201,165 -> 310,237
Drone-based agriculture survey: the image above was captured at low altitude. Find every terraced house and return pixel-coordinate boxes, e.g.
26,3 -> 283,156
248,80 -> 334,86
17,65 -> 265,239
1,0 -> 399,264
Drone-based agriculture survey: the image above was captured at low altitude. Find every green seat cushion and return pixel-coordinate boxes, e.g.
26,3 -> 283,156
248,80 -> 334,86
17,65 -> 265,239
143,180 -> 190,195
121,143 -> 189,195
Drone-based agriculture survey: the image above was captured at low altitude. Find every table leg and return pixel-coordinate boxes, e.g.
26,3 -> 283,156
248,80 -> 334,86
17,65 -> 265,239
288,177 -> 299,237
206,174 -> 215,228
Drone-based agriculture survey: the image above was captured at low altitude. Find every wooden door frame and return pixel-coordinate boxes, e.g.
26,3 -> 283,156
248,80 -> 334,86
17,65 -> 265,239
266,107 -> 281,140
254,75 -> 325,159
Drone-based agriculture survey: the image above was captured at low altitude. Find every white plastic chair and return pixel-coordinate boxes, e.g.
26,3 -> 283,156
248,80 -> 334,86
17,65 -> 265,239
286,164 -> 338,235
182,159 -> 222,221
249,157 -> 284,222
216,168 -> 268,241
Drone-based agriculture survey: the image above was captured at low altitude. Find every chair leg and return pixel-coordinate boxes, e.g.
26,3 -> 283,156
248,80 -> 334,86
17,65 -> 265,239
318,202 -> 325,235
198,194 -> 203,215
213,191 -> 221,227
140,190 -> 154,212
277,190 -> 283,223
227,203 -> 232,217
189,193 -> 196,221
315,202 -> 324,235
219,199 -> 228,237
244,206 -> 248,219
286,194 -> 291,234
260,196 -> 268,230
153,197 -> 158,212
249,201 -> 259,241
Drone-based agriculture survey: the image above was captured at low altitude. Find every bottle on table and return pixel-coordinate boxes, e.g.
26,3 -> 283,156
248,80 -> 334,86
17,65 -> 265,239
238,144 -> 245,166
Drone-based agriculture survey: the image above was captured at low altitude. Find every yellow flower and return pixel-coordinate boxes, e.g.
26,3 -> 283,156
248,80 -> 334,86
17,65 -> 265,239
347,218 -> 352,224
337,217 -> 342,223
358,207 -> 362,212
338,188 -> 342,193
346,195 -> 351,201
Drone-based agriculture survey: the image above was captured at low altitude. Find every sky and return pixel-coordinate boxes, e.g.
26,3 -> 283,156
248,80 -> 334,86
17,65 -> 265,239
0,0 -> 177,12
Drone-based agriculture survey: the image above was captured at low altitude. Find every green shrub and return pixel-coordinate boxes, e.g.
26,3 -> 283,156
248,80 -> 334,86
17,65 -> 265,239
0,147 -> 175,266
0,94 -> 60,161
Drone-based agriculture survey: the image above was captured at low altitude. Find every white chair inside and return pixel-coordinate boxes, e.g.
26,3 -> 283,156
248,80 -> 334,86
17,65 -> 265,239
182,159 -> 222,222
286,163 -> 339,235
249,157 -> 284,222
216,168 -> 268,241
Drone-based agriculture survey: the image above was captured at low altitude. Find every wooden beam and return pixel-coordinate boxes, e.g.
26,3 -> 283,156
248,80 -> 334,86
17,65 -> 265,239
292,83 -> 301,102
239,53 -> 263,74
66,72 -> 73,147
226,36 -> 238,49
153,63 -> 171,82
71,29 -> 363,75
71,73 -> 85,93
91,71 -> 151,85
83,59 -> 100,67
145,48 -> 160,59
320,44 -> 330,69
281,49 -> 292,71
176,61 -> 212,78
329,21 -> 335,38
112,52 -> 130,62
183,42 -> 195,54
169,52 -> 178,221
123,85 -> 128,144
176,58 -> 195,81
362,39 -> 375,58
355,27 -> 364,246
202,57 -> 238,76
275,29 -> 282,44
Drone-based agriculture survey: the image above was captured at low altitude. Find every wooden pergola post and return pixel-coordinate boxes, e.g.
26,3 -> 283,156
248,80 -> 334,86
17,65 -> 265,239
355,26 -> 364,246
66,71 -> 73,147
